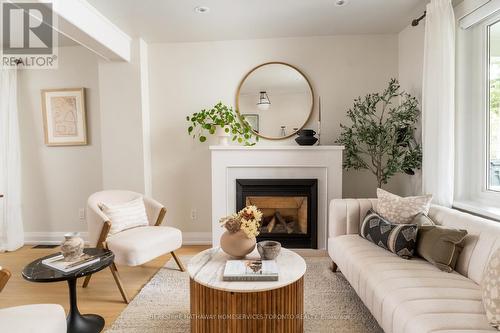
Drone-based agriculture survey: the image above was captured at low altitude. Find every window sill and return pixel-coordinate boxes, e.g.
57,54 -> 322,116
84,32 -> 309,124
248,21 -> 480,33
452,200 -> 500,222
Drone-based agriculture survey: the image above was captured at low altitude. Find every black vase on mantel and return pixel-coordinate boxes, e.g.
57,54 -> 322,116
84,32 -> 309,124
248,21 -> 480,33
295,129 -> 318,146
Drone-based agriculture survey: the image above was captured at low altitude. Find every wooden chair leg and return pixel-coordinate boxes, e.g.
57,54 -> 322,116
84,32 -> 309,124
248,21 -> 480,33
332,261 -> 338,272
82,274 -> 92,288
170,251 -> 185,272
109,263 -> 129,304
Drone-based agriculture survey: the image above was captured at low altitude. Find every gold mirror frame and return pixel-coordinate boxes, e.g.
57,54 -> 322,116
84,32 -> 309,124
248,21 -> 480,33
236,62 -> 315,140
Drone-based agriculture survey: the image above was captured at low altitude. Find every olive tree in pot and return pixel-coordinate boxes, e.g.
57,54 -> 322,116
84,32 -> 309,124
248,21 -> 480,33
187,102 -> 258,146
336,79 -> 422,188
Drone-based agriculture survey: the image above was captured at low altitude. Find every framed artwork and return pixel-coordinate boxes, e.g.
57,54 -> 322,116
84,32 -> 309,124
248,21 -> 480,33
41,88 -> 87,146
243,114 -> 259,133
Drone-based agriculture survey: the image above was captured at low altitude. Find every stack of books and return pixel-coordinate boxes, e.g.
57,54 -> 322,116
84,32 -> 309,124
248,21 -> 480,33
42,253 -> 100,273
223,259 -> 279,281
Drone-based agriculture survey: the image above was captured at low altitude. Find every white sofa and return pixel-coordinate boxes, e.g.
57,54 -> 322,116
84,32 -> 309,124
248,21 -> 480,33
328,199 -> 500,333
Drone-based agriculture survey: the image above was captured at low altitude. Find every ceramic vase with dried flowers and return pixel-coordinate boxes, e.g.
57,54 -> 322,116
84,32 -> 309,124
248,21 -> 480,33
219,205 -> 263,258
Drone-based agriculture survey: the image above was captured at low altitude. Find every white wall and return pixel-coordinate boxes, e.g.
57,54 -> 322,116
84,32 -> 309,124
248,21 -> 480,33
98,39 -> 151,194
18,46 -> 102,237
396,23 -> 426,196
17,32 -> 428,241
148,35 -> 400,234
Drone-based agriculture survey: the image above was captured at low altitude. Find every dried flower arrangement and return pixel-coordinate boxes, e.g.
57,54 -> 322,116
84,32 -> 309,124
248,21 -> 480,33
219,205 -> 263,238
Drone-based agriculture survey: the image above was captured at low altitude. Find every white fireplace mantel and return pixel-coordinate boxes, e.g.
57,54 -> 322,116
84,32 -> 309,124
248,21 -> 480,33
210,145 -> 344,250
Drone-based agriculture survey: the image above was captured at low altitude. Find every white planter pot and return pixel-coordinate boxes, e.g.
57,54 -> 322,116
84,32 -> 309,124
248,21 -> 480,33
216,126 -> 231,146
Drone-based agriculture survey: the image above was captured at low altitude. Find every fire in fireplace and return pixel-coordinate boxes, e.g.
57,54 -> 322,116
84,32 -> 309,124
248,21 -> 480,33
236,179 -> 318,248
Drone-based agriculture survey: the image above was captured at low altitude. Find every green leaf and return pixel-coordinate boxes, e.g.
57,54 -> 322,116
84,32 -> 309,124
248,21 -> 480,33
199,136 -> 207,142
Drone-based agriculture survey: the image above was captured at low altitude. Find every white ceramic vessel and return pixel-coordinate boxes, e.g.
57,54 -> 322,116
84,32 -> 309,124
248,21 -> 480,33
61,232 -> 84,261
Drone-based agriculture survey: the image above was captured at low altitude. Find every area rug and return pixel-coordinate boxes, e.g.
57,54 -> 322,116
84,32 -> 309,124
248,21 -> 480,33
107,256 -> 382,333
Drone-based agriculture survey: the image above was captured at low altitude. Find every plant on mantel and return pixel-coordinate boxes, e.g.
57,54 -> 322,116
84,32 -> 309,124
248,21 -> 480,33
336,78 -> 422,188
186,102 -> 258,146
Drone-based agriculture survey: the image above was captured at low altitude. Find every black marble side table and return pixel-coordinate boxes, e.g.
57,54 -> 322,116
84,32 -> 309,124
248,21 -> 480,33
22,248 -> 114,333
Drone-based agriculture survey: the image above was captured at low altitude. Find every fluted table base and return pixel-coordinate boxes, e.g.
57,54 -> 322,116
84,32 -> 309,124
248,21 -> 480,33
190,277 -> 304,333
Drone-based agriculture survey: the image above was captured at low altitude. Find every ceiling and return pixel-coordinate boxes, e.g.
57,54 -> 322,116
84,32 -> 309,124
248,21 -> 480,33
85,0 -> 428,43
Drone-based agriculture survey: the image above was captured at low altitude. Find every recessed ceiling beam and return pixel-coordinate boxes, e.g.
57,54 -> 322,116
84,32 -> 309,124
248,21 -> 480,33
33,0 -> 131,61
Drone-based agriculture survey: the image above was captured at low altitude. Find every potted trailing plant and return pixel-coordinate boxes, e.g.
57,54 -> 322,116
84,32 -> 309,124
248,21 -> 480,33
187,102 -> 258,146
219,206 -> 263,258
336,78 -> 422,188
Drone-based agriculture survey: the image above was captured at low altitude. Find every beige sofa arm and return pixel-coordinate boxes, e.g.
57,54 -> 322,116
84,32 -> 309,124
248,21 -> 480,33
143,196 -> 166,226
329,198 -> 377,238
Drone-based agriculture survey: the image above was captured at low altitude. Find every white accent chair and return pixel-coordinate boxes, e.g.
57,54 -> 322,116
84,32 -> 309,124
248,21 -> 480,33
0,267 -> 67,333
83,190 -> 184,303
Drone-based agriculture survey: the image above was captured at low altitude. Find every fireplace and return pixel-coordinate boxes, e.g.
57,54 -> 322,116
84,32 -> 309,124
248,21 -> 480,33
236,179 -> 318,248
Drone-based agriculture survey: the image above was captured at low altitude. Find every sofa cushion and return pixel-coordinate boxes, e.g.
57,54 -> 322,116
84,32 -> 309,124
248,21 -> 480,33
0,304 -> 66,333
329,234 -> 496,333
376,188 -> 432,224
360,209 -> 418,259
482,247 -> 500,330
106,226 -> 182,266
417,225 -> 468,273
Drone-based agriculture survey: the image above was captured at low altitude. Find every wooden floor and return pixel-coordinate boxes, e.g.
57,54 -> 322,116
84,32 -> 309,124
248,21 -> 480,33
0,245 -> 210,329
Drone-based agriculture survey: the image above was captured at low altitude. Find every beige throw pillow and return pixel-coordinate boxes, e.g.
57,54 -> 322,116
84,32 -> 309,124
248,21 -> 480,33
416,225 -> 467,273
100,197 -> 149,235
482,247 -> 500,330
376,188 -> 433,224
412,213 -> 435,227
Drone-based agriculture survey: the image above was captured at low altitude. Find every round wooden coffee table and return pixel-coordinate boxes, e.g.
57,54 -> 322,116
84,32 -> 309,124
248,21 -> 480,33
187,247 -> 306,333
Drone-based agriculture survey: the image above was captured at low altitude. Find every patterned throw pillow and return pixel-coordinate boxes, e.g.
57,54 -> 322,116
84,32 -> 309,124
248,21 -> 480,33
376,188 -> 433,224
360,209 -> 418,259
482,247 -> 500,330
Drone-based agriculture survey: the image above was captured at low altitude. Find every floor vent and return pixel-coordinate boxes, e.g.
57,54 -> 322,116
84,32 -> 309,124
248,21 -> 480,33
32,244 -> 59,249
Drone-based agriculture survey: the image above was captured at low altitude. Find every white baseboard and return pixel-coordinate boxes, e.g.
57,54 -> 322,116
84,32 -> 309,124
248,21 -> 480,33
24,231 -> 212,246
24,232 -> 89,245
182,232 -> 212,245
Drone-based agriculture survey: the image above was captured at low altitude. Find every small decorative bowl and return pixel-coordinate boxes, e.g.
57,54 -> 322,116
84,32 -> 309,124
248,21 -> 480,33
257,241 -> 282,260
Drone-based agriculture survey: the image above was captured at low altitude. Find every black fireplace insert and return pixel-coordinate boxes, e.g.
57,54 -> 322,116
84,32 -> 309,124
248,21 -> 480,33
236,179 -> 318,249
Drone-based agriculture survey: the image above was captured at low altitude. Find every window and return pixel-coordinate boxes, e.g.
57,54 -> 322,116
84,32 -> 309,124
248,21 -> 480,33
454,10 -> 500,216
489,21 -> 500,192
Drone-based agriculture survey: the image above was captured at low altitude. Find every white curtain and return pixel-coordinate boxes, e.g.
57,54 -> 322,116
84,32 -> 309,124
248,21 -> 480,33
422,0 -> 456,207
0,69 -> 24,251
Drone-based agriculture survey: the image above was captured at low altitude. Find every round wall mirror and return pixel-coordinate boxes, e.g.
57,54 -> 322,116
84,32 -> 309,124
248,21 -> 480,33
236,62 -> 314,140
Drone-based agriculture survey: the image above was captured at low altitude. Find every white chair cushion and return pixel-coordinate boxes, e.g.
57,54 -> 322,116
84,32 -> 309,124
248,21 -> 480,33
106,226 -> 182,266
329,234 -> 496,333
100,197 -> 149,235
0,304 -> 66,333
